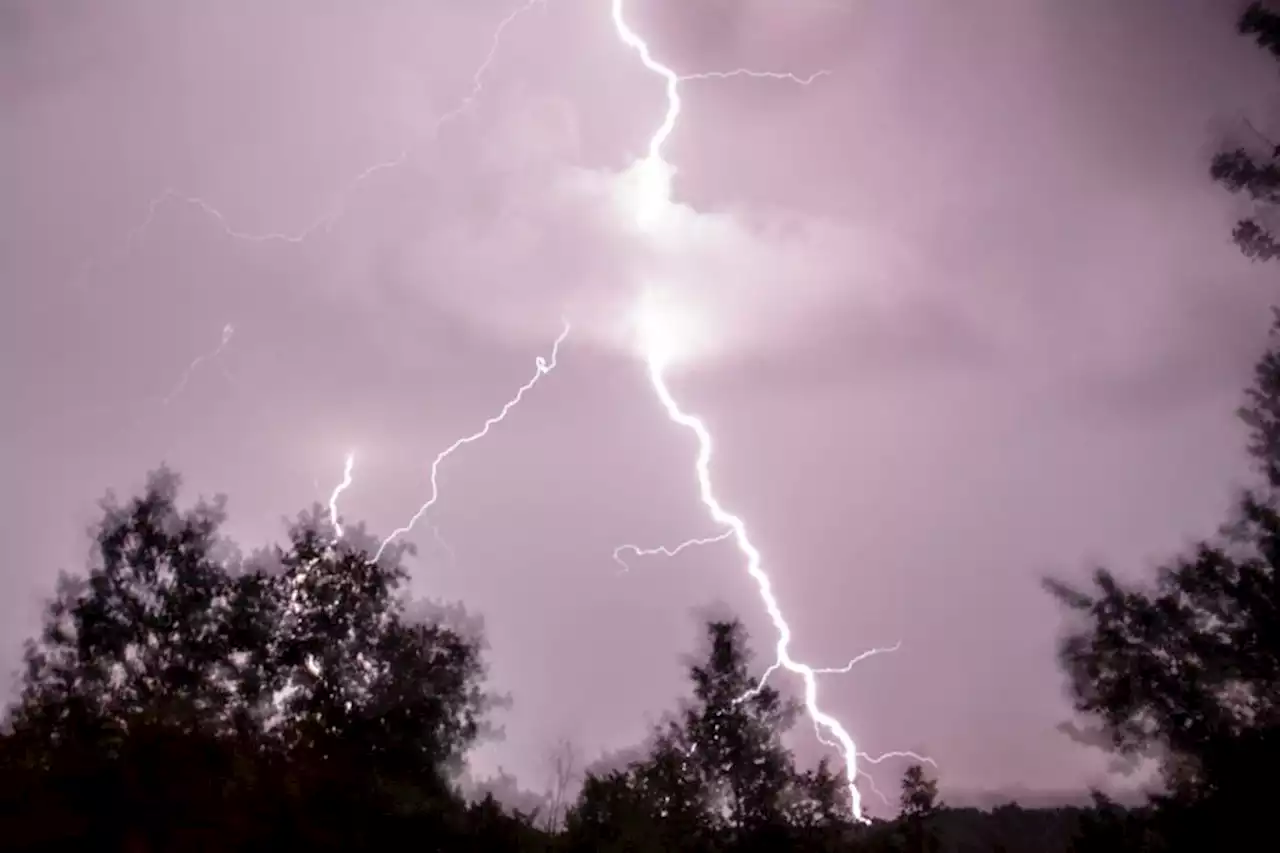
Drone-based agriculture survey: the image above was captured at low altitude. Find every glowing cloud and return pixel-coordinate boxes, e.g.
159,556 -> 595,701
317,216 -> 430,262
609,0 -> 930,822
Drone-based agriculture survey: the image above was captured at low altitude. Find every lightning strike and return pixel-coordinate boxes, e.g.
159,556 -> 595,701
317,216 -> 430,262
82,0 -> 915,821
680,68 -> 832,85
610,0 -> 922,822
163,322 -> 235,406
372,320 -> 570,564
328,452 -> 356,540
858,749 -> 938,768
746,641 -> 903,703
612,529 -> 733,572
608,0 -> 832,231
643,355 -> 888,820
73,0 -> 544,288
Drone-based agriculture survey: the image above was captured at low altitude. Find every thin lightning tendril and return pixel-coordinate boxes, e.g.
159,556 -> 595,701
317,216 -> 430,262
681,68 -> 831,85
163,322 -> 235,406
610,0 -> 928,822
372,320 -> 569,564
746,642 -> 903,703
72,0 -> 544,288
612,529 -> 733,572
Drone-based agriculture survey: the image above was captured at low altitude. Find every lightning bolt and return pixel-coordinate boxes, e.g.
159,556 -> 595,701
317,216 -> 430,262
372,320 -> 570,564
747,642 -> 903,701
328,451 -> 356,539
681,68 -> 831,85
79,0 -> 919,820
163,322 -> 235,406
612,529 -> 733,573
72,0 -> 545,289
610,0 -> 925,822
643,353 -> 894,820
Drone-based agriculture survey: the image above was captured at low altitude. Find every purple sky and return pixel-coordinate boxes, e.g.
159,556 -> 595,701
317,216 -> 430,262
4,0 -> 1280,813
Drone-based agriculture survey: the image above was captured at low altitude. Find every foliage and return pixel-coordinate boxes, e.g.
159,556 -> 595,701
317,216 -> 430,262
1041,10 -> 1280,839
0,466 -> 1197,851
1045,363 -> 1280,845
1023,11 -> 1280,846
562,619 -> 869,852
898,763 -> 943,853
0,468 -> 494,850
1211,3 -> 1280,259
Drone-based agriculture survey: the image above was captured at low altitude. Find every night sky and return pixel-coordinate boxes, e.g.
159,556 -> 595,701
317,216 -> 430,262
4,0 -> 1278,812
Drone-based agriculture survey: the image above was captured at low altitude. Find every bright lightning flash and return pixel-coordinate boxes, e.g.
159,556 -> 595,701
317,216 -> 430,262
372,321 -> 570,564
610,0 -> 929,823
328,451 -> 356,539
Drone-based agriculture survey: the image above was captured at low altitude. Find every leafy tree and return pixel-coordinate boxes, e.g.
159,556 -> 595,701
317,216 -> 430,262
899,762 -> 941,818
1044,39 -> 1280,830
785,757 -> 857,852
1239,310 -> 1280,489
681,619 -> 801,844
563,619 -> 859,853
1045,501 -> 1280,846
1212,3 -> 1280,260
0,468 -> 499,850
898,762 -> 942,853
1047,48 -> 1280,829
563,722 -> 714,853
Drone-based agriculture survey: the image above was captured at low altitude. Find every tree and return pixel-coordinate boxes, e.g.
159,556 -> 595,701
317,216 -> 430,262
0,468 -> 499,850
1045,46 -> 1280,828
563,618 -> 857,853
1239,310 -> 1280,489
1049,91 -> 1280,834
898,762 -> 942,853
540,737 -> 581,833
681,619 -> 801,844
899,763 -> 941,818
1045,502 -> 1280,845
563,722 -> 714,853
786,758 -> 857,852
1212,3 -> 1280,260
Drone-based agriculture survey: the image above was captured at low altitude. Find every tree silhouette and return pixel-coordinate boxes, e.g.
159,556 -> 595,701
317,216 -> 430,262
681,619 -> 802,843
898,762 -> 942,853
562,722 -> 713,853
1212,3 -> 1280,260
1045,498 -> 1280,845
1047,55 -> 1280,832
1,469 -> 1187,851
563,619 -> 862,852
0,468 -> 496,850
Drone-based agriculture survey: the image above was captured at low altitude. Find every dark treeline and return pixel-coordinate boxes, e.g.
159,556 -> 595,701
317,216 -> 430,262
6,3 -> 1280,851
0,467 -> 1120,853
0,463 -> 1084,853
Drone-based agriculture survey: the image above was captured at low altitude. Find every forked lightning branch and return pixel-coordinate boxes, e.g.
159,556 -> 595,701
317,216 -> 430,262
88,0 -> 931,823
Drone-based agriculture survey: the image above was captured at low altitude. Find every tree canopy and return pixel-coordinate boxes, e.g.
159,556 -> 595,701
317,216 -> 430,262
1038,6 -> 1280,846
1211,3 -> 1280,259
0,467 -> 498,851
